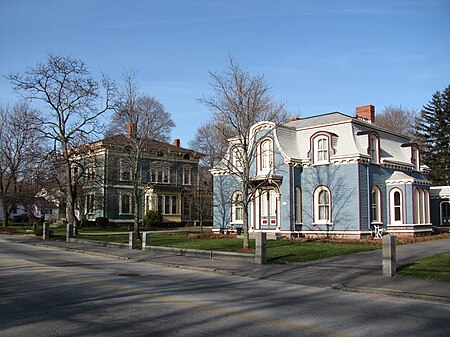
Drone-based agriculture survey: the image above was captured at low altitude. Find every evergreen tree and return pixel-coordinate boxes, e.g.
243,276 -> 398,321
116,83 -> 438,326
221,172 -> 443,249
416,85 -> 450,185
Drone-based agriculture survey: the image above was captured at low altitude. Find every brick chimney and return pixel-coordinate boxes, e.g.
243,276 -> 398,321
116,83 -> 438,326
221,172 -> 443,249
126,122 -> 135,137
289,117 -> 301,121
173,138 -> 181,147
356,104 -> 375,123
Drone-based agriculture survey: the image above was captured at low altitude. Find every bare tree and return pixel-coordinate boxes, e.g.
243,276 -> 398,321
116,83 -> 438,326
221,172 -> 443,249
109,70 -> 175,238
199,57 -> 289,248
0,101 -> 43,226
7,54 -> 114,231
376,105 -> 418,138
189,121 -> 232,169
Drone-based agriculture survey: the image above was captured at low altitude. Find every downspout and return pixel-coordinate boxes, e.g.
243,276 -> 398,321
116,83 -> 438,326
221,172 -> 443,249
289,164 -> 293,231
367,162 -> 371,232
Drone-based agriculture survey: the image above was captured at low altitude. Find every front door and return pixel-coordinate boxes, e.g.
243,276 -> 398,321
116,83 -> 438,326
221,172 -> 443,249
259,189 -> 277,230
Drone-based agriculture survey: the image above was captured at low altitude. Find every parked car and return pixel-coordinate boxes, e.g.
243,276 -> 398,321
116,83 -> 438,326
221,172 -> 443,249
12,213 -> 39,223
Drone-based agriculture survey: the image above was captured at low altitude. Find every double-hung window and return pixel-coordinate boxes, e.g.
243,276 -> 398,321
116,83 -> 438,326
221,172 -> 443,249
314,136 -> 329,164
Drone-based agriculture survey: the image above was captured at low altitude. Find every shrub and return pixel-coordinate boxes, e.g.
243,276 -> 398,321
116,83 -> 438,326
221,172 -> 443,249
95,217 -> 109,228
143,210 -> 163,228
80,220 -> 96,228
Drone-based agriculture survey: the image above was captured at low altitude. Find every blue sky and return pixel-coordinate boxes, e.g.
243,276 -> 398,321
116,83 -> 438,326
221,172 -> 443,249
1,0 -> 449,145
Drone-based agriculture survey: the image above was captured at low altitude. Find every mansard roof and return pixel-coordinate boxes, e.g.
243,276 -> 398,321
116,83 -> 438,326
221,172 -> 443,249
80,134 -> 205,159
276,112 -> 415,168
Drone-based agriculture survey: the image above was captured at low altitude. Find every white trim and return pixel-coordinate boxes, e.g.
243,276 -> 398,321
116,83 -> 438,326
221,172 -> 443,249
314,186 -> 331,224
389,188 -> 403,225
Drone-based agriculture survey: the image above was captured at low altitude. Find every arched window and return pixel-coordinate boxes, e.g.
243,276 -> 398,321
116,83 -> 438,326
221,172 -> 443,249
294,187 -> 302,224
314,136 -> 329,164
415,188 -> 430,224
258,138 -> 273,174
232,191 -> 244,224
389,188 -> 403,224
370,134 -> 380,164
371,186 -> 382,223
314,186 -> 331,223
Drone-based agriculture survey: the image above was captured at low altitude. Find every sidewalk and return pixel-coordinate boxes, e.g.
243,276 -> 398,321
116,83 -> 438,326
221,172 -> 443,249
2,235 -> 450,304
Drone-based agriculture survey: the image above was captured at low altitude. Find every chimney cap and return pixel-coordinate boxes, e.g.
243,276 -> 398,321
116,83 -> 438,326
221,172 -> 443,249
355,104 -> 375,123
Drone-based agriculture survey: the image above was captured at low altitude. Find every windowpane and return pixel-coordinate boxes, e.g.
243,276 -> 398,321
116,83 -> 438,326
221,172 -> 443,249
171,196 -> 177,214
393,191 -> 401,222
164,196 -> 170,214
157,195 -> 163,213
316,137 -> 329,163
316,188 -> 330,222
233,192 -> 243,222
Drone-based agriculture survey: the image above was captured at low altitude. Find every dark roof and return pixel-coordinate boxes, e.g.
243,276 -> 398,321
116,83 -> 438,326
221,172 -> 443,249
91,134 -> 205,157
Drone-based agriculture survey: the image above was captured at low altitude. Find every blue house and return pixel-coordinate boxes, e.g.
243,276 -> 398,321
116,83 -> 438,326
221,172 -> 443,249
211,105 -> 433,238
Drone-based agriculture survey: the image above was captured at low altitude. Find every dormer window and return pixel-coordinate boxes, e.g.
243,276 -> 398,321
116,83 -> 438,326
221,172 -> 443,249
370,134 -> 380,164
314,136 -> 329,164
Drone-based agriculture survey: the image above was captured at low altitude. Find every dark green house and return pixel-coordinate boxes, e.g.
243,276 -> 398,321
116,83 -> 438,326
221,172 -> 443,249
74,135 -> 205,226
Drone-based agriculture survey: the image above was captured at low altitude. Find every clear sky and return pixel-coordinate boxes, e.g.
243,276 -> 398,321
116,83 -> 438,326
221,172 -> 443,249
1,0 -> 449,145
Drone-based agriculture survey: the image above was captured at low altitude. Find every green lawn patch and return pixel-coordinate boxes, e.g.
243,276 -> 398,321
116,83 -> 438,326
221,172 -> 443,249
76,232 -> 381,262
266,240 -> 380,264
397,252 -> 450,282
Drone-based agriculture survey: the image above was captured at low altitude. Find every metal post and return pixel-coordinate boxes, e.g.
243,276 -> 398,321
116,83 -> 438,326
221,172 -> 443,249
255,232 -> 267,264
66,223 -> 74,242
382,234 -> 396,277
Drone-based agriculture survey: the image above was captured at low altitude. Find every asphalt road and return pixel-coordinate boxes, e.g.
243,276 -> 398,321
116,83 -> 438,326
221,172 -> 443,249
1,241 -> 449,337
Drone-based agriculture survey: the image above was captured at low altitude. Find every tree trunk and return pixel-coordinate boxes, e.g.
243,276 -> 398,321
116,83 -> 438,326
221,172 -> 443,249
2,203 -> 8,227
133,195 -> 140,240
242,187 -> 249,249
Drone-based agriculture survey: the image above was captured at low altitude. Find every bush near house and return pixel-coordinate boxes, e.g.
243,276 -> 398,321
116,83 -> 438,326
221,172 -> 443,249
143,210 -> 163,228
95,217 -> 109,228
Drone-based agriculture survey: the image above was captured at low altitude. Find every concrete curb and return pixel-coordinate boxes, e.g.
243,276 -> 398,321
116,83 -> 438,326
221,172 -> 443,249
331,283 -> 450,304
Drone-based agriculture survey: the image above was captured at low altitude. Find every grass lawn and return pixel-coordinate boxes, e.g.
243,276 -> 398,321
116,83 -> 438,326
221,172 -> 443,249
266,240 -> 380,263
77,232 -> 381,263
397,252 -> 450,282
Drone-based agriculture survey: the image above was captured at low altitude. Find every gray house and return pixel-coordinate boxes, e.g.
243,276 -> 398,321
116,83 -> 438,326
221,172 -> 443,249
211,105 -> 433,238
75,135 -> 204,226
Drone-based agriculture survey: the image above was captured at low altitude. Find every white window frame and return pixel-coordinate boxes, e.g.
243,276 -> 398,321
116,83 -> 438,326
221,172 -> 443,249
183,166 -> 191,185
120,160 -> 131,181
314,136 -> 330,165
440,201 -> 450,226
119,193 -> 133,215
371,186 -> 382,224
314,186 -> 331,224
370,134 -> 380,164
389,188 -> 403,225
258,138 -> 274,175
232,191 -> 244,224
156,194 -> 179,215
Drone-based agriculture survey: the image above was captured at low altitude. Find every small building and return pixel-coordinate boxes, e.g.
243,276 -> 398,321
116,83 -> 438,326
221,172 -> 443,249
73,134 -> 204,226
430,186 -> 450,229
211,105 -> 433,238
